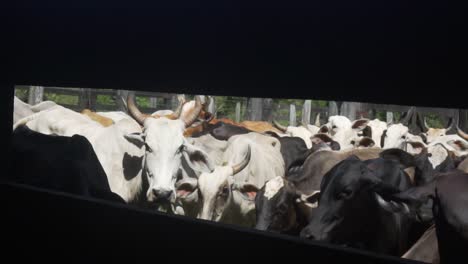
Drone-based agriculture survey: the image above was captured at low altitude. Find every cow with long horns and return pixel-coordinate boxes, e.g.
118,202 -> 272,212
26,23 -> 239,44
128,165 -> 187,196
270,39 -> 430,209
175,132 -> 285,227
12,95 -> 215,212
125,94 -> 216,211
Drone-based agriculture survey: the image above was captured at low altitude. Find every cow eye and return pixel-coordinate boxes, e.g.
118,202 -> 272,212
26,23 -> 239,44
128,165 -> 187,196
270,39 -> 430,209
145,143 -> 152,153
220,186 -> 229,196
401,135 -> 406,139
177,145 -> 185,154
332,125 -> 337,129
338,189 -> 352,199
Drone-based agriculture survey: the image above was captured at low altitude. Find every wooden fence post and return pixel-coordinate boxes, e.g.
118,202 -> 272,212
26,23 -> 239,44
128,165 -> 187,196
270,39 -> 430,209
289,104 -> 296,126
116,90 -> 129,112
249,98 -> 263,121
328,101 -> 339,117
340,102 -> 358,120
459,109 -> 468,132
28,86 -> 44,105
208,96 -> 216,116
302,100 -> 311,125
386,112 -> 393,124
235,102 -> 241,122
263,98 -> 274,122
150,97 -> 158,109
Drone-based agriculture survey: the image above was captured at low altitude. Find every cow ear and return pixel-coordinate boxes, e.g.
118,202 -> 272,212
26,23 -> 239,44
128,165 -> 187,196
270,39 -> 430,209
296,190 -> 320,208
175,177 -> 199,202
374,183 -> 435,221
447,140 -> 468,152
312,133 -> 333,143
380,148 -> 416,168
236,183 -> 259,201
123,133 -> 145,148
352,119 -> 370,131
182,143 -> 215,174
319,125 -> 329,133
406,141 -> 427,155
358,137 -> 375,148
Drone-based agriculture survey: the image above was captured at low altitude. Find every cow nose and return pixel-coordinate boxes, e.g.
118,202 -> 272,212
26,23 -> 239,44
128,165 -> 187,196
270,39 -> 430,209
152,189 -> 173,200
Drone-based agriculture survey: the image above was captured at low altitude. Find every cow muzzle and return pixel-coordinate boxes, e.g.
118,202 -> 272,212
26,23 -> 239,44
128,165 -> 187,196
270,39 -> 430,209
148,188 -> 174,203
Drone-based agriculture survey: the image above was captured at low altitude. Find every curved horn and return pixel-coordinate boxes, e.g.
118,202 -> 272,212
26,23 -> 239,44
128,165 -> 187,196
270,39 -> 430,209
457,126 -> 468,140
424,117 -> 430,130
315,113 -> 321,127
203,96 -> 212,111
181,96 -> 203,128
445,117 -> 454,131
232,145 -> 251,175
273,120 -> 287,132
172,97 -> 187,119
301,121 -> 308,128
127,93 -> 147,125
400,107 -> 414,126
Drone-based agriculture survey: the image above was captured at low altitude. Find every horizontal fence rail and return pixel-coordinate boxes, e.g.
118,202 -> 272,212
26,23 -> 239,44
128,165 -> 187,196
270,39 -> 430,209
13,86 -> 468,130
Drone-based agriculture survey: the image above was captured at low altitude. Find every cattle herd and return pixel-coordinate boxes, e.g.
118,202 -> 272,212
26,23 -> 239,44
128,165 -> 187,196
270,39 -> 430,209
10,94 -> 468,264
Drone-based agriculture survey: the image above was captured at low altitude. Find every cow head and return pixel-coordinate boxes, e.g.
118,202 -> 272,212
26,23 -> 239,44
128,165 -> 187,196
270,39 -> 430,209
421,118 -> 454,144
255,176 -> 319,234
364,119 -> 388,148
273,120 -> 313,148
299,156 -> 408,245
126,94 -> 214,208
382,124 -> 410,149
321,116 -> 370,150
380,143 -> 455,186
197,145 -> 258,224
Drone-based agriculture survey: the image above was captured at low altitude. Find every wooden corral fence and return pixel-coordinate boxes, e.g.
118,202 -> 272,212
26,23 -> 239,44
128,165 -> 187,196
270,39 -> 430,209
14,86 -> 468,130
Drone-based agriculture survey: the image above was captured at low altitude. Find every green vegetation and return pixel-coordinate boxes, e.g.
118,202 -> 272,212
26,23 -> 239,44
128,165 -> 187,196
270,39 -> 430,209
43,93 -> 79,105
425,113 -> 444,128
15,88 -> 28,102
12,87 -> 449,128
97,95 -> 115,105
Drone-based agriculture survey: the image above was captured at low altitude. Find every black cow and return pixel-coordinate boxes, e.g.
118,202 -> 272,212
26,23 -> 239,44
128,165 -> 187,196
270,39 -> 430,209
377,170 -> 468,264
255,176 -> 319,235
7,125 -> 125,203
264,131 -> 312,176
300,156 -> 414,256
191,121 -> 252,140
380,145 -> 457,187
255,148 -> 382,235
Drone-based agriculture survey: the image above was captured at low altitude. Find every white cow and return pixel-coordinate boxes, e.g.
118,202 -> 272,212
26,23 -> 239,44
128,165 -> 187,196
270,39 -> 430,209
13,95 -> 215,212
421,117 -> 454,144
178,132 -> 285,227
272,120 -> 314,148
13,96 -> 57,124
319,115 -> 370,150
366,119 -> 388,148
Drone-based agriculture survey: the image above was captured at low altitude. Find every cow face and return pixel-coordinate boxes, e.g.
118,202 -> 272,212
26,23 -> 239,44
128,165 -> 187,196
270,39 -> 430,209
125,118 -> 214,207
255,176 -> 319,233
420,118 -> 454,144
197,146 -> 257,224
365,119 -> 388,148
126,95 -> 214,209
324,116 -> 370,149
382,124 -> 410,149
423,128 -> 449,144
299,156 -> 404,245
